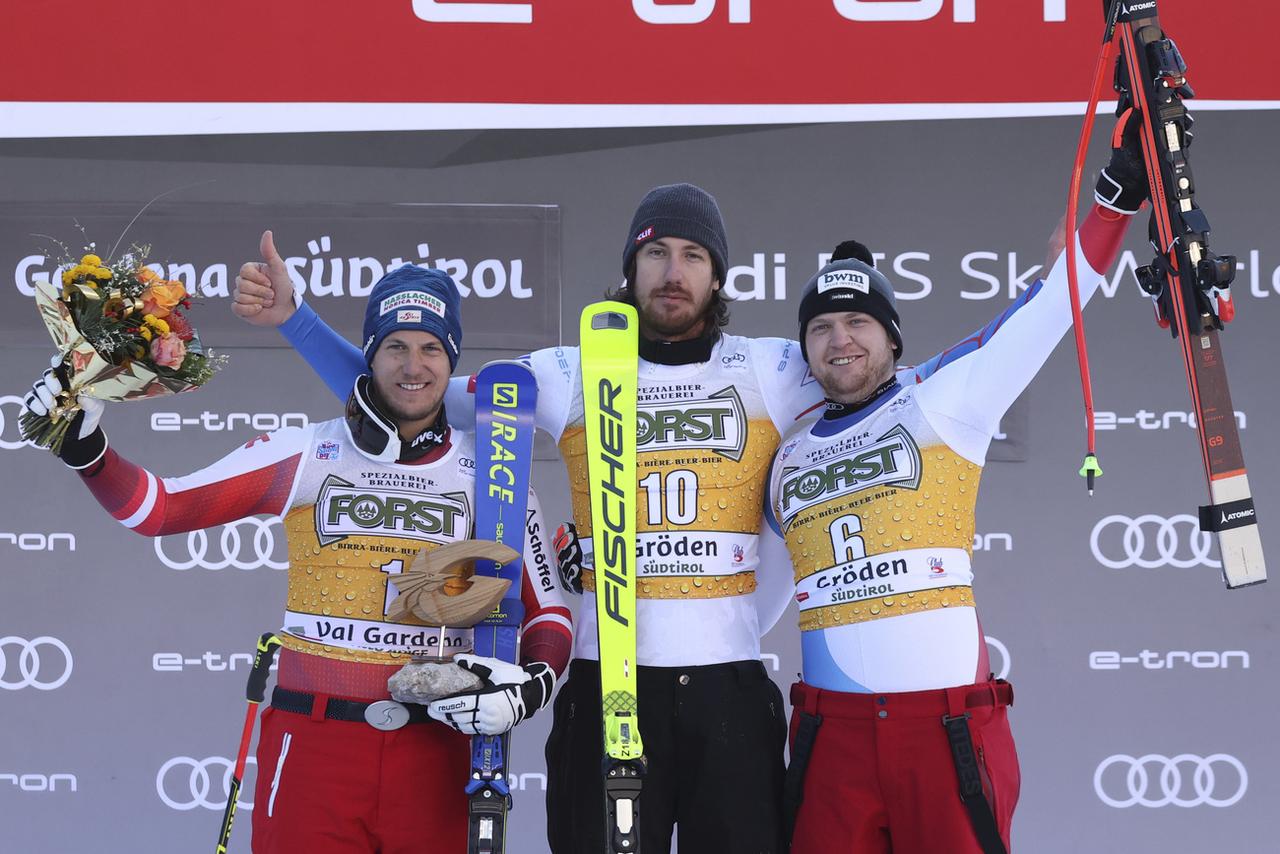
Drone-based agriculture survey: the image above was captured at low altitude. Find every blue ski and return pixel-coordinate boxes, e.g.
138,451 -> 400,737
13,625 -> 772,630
467,359 -> 538,854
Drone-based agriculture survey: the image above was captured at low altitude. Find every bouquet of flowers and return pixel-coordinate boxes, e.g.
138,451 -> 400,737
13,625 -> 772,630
20,246 -> 226,454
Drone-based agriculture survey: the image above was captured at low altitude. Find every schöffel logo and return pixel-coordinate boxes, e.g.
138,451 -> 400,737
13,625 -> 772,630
1090,514 -> 1218,569
816,269 -> 869,294
314,475 -> 469,546
778,425 -> 922,528
637,386 -> 747,461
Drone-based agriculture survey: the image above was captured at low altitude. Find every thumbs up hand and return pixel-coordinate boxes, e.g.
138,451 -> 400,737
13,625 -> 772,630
232,230 -> 298,327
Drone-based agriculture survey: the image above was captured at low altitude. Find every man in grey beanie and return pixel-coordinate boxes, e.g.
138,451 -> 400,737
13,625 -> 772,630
230,182 -> 826,853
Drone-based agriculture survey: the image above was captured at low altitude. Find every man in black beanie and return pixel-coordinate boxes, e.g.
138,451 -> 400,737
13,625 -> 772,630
763,117 -> 1149,854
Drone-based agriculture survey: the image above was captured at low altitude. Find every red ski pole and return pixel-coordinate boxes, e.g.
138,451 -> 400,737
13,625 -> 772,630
215,633 -> 282,854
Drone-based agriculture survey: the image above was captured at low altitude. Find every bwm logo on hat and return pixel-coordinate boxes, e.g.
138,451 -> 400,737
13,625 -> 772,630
380,290 -> 446,318
634,226 -> 654,244
817,270 -> 870,294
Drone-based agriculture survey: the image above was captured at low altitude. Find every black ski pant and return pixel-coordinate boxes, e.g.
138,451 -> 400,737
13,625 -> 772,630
545,658 -> 787,854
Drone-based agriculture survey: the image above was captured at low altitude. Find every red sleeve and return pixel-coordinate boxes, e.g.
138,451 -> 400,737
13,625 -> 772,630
80,428 -> 306,537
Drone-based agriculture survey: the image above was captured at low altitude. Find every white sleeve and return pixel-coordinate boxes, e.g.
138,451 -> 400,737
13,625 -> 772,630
528,346 -> 579,443
750,337 -> 824,432
753,519 -> 796,637
913,231 -> 1111,461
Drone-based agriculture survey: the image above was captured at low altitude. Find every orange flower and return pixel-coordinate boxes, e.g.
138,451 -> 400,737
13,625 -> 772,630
136,267 -> 159,284
140,279 -> 187,318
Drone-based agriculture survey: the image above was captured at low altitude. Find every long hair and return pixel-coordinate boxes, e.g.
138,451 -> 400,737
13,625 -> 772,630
605,263 -> 733,332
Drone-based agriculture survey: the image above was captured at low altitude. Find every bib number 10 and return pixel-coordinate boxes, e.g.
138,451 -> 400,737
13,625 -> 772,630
639,469 -> 698,525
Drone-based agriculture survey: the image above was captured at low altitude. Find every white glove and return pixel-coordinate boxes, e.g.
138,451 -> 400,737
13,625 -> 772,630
24,354 -> 104,439
426,654 -> 555,736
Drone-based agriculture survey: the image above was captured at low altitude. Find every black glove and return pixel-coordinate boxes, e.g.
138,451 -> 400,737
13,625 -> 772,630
553,522 -> 584,594
22,357 -> 108,470
426,656 -> 556,735
1094,106 -> 1149,215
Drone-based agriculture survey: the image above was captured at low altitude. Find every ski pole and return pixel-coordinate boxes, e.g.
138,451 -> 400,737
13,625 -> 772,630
215,632 -> 282,854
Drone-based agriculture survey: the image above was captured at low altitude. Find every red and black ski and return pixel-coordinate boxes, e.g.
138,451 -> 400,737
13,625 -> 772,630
1104,0 -> 1265,588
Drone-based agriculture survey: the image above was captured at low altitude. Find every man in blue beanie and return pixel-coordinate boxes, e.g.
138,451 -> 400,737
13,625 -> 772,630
26,232 -> 574,852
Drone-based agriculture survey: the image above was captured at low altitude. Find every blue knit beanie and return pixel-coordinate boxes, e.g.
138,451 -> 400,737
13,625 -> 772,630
362,265 -> 462,369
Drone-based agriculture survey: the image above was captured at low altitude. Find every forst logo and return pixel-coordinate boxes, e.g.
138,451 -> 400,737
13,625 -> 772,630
314,475 -> 469,546
779,426 -> 922,527
636,386 -> 747,461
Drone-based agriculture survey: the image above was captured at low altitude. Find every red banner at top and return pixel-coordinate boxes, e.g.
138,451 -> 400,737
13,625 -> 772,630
2,1 -> 1276,135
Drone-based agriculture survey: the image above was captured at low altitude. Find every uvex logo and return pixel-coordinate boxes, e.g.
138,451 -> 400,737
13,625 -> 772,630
636,386 -> 747,461
314,475 -> 469,546
593,378 -> 631,628
779,426 -> 921,528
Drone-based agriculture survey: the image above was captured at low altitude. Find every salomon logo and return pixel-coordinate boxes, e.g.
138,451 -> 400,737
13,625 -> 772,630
594,379 -> 631,627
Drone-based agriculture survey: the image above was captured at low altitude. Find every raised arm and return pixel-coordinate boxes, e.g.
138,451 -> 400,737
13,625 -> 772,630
234,229 -> 364,401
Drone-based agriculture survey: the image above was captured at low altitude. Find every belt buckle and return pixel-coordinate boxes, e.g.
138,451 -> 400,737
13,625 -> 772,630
364,700 -> 411,731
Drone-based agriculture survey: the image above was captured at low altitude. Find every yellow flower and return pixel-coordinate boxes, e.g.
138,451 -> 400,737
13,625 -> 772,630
61,269 -> 75,285
139,326 -> 153,341
81,254 -> 102,267
93,266 -> 113,280
144,314 -> 170,336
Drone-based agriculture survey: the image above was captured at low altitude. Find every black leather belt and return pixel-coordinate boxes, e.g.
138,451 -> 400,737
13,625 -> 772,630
270,687 -> 431,731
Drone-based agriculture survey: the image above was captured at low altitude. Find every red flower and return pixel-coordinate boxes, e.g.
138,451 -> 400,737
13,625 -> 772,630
167,311 -> 195,342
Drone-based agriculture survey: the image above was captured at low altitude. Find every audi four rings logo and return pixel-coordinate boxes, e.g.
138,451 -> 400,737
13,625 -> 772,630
154,517 -> 287,570
156,756 -> 256,811
0,395 -> 36,450
1090,514 -> 1220,569
0,636 -> 73,691
1094,754 -> 1247,808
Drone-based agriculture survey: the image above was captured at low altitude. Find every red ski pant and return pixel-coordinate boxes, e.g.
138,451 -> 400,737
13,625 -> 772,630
250,702 -> 470,853
788,680 -> 1020,854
